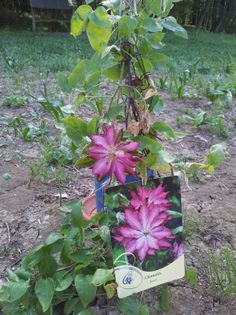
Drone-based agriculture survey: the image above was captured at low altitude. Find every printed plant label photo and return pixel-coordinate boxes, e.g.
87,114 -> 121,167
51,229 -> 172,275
105,176 -> 185,298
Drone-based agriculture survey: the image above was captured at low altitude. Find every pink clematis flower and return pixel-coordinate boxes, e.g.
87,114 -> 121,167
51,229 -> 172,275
113,203 -> 174,261
87,124 -> 141,184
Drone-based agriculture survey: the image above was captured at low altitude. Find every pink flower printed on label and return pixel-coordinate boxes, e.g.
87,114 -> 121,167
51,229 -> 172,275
113,185 -> 174,261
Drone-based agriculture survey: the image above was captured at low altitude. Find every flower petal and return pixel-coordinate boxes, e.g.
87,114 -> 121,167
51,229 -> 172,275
92,159 -> 111,179
147,234 -> 160,249
119,142 -> 140,151
91,135 -> 109,148
87,146 -> 108,154
106,125 -> 116,145
159,240 -> 172,248
124,209 -> 142,230
113,162 -> 126,184
139,205 -> 149,230
136,237 -> 149,261
125,239 -> 137,253
118,226 -> 141,239
147,249 -> 156,255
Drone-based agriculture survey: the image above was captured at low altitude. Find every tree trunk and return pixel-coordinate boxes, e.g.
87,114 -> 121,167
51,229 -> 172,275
197,0 -> 214,29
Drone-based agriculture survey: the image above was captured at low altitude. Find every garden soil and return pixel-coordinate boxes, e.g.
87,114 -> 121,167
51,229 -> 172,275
0,87 -> 236,314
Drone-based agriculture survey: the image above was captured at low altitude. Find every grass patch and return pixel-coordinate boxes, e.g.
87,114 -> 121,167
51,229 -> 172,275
1,28 -> 236,74
163,30 -> 236,73
0,29 -> 92,73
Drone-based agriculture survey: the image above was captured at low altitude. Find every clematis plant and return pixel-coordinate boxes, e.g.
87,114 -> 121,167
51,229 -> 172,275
61,0 -> 190,184
60,0 -> 224,190
0,1 -> 225,313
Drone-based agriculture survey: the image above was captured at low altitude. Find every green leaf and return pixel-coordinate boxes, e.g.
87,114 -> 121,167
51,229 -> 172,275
139,37 -> 152,55
136,135 -> 163,153
15,268 -> 32,281
58,72 -> 71,93
149,95 -> 164,116
118,297 -> 141,315
162,0 -> 174,16
149,52 -> 170,68
87,115 -> 99,135
38,255 -> 58,277
205,143 -> 226,167
88,6 -> 111,28
147,32 -> 165,49
84,211 -> 105,228
75,274 -> 97,307
35,278 -> 55,312
71,200 -> 83,228
54,271 -> 73,292
166,210 -> 182,218
6,268 -> 19,282
168,195 -> 180,207
71,5 -> 92,37
202,164 -> 215,175
102,0 -> 120,9
68,60 -> 86,88
101,44 -> 120,58
99,225 -> 111,243
95,99 -> 104,114
118,15 -> 137,38
45,232 -> 64,246
87,7 -> 112,52
103,64 -> 121,81
76,93 -> 85,106
64,298 -> 82,315
63,117 -> 88,142
60,240 -> 73,265
113,246 -> 127,267
185,267 -> 197,286
162,16 -> 188,39
140,58 -> 153,73
21,245 -> 44,269
70,249 -> 92,265
60,199 -> 81,213
76,157 -> 94,168
0,280 -> 29,303
140,304 -> 150,315
105,103 -> 123,119
84,71 -> 101,90
152,121 -> 175,138
145,0 -> 162,15
91,269 -> 114,286
141,17 -> 163,33
104,283 -> 116,299
172,226 -> 183,234
146,150 -> 175,165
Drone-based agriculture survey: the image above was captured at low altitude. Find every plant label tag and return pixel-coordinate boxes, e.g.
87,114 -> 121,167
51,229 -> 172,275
105,176 -> 185,298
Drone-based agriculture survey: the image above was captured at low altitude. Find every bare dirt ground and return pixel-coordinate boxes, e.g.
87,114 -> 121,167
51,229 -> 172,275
0,76 -> 236,314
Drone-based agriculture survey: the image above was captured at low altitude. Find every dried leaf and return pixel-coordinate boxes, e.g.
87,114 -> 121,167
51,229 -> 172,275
144,88 -> 157,100
141,110 -> 152,134
115,128 -> 123,143
127,121 -> 142,136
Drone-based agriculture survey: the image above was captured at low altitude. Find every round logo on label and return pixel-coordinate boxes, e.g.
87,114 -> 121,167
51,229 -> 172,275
116,266 -> 143,289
